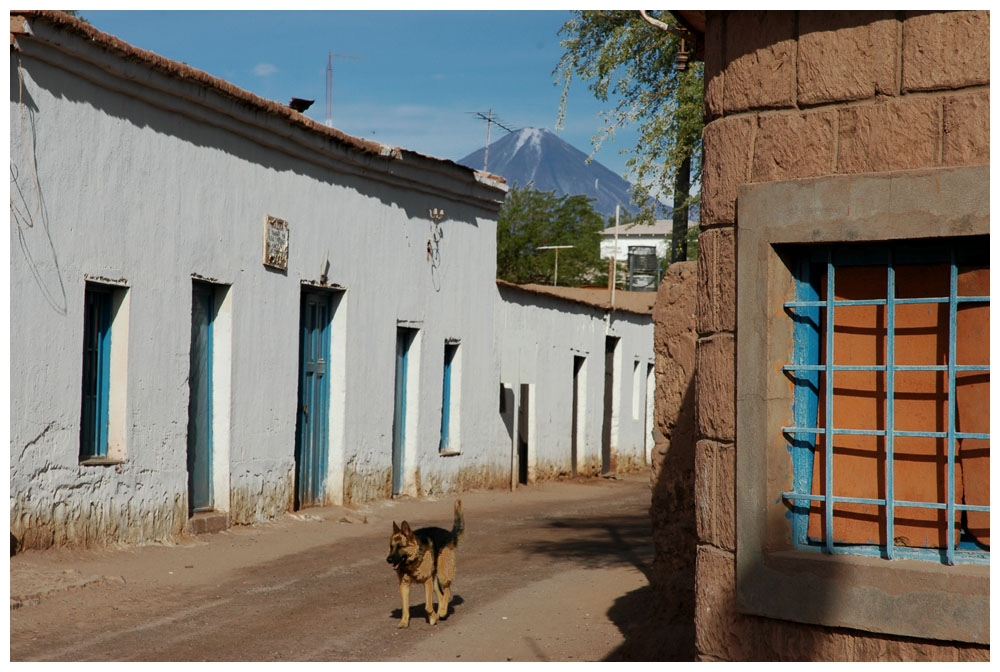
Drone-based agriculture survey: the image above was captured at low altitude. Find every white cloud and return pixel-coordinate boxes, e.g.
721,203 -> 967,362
252,63 -> 277,77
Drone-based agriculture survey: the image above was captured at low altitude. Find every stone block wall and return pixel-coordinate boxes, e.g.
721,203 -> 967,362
693,10 -> 989,661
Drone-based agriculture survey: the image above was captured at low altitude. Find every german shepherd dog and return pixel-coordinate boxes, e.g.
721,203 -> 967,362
386,500 -> 464,628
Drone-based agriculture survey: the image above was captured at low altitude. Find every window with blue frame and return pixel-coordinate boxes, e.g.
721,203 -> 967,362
80,284 -> 113,460
781,237 -> 989,565
440,341 -> 459,453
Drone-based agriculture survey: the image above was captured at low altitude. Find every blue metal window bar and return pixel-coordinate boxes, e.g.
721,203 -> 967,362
780,241 -> 989,565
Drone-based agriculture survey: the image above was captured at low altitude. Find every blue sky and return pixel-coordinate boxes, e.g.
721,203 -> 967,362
82,10 -> 641,180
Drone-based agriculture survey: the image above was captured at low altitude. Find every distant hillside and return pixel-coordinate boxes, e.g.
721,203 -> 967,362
458,127 -> 666,219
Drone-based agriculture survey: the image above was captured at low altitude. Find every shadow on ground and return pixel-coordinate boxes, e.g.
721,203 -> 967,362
603,585 -> 694,661
525,510 -> 694,661
389,595 -> 465,624
524,513 -> 653,574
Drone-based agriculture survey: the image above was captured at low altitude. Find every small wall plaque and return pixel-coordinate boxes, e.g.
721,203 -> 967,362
263,215 -> 289,270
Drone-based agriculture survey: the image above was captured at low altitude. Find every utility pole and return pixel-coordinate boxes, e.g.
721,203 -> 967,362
537,245 -> 574,286
472,109 -> 514,172
325,52 -> 361,127
610,204 -> 620,307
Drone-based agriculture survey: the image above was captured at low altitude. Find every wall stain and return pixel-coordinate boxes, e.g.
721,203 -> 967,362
343,461 -> 392,505
614,452 -> 647,475
413,463 -> 510,497
11,454 -> 637,552
11,492 -> 186,552
229,470 -> 294,525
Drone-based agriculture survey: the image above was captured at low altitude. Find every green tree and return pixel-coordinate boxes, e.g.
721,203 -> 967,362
497,184 -> 607,287
556,10 -> 704,263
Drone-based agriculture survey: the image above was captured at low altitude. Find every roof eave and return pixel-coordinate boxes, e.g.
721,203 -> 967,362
10,10 -> 507,200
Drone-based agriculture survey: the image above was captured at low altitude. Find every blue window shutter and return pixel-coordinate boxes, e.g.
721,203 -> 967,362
81,287 -> 112,459
440,343 -> 457,451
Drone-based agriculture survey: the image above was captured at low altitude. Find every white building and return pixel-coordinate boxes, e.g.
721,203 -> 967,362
495,283 -> 655,482
10,12 -> 507,548
9,11 -> 656,551
599,219 -> 674,260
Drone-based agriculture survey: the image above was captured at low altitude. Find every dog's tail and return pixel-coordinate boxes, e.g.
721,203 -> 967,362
452,499 -> 465,546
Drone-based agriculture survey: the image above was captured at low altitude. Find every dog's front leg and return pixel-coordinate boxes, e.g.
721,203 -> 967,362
424,580 -> 439,625
398,580 -> 411,628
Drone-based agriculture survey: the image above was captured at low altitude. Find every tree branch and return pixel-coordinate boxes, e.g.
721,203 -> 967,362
638,10 -> 694,42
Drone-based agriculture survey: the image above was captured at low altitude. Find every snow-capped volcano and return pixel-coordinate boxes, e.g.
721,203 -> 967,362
457,127 -> 662,219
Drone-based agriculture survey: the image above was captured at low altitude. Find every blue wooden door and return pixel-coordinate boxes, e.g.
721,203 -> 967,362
296,291 -> 332,508
392,328 -> 414,496
187,284 -> 214,512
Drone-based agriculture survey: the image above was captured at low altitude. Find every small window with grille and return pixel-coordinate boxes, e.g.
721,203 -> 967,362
780,237 -> 989,565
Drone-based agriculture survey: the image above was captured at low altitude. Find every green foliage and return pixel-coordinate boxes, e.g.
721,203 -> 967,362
685,223 -> 699,261
555,10 -> 704,227
497,184 -> 608,287
657,226 -> 699,279
606,206 -> 637,228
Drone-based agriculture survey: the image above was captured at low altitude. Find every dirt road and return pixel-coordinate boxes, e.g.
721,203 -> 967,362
11,474 -> 657,662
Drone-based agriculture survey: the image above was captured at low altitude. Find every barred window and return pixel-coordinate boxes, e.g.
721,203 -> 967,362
781,238 -> 989,565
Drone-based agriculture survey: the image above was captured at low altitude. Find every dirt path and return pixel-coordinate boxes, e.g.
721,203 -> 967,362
10,474 -> 656,662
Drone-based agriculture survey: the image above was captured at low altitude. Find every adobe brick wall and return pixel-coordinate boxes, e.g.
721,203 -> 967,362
692,10 -> 989,661
647,261 -> 697,659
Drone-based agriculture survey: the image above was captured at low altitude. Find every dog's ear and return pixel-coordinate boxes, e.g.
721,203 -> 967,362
392,521 -> 400,534
400,521 -> 412,536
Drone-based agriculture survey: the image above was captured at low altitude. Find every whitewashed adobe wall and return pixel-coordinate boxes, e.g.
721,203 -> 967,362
494,285 -> 655,483
9,14 -> 506,549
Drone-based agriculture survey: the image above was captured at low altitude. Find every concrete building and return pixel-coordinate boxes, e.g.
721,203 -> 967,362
600,219 -> 699,291
599,219 -> 673,261
495,282 -> 655,484
10,11 -> 509,549
651,10 -> 989,661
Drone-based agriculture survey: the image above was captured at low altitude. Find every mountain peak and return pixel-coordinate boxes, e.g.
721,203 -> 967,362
509,127 -> 546,157
457,128 -> 662,219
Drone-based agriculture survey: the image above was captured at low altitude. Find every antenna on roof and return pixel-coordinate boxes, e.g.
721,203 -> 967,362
471,109 -> 514,173
325,52 -> 361,128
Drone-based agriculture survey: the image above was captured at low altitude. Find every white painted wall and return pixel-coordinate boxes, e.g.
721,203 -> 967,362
9,19 -> 655,550
9,24 -> 506,548
494,286 -> 655,481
